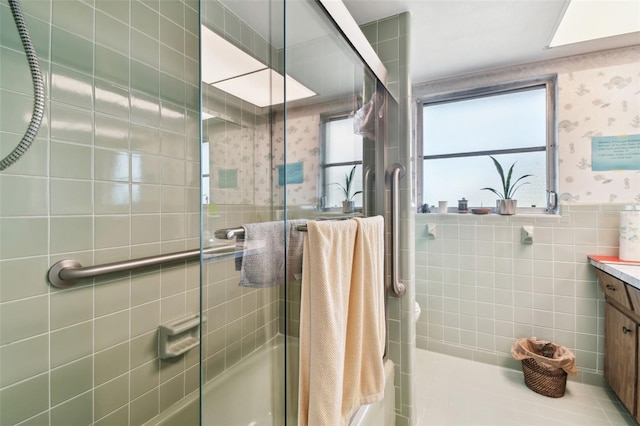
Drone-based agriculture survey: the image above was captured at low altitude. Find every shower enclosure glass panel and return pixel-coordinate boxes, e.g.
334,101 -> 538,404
200,0 -> 387,424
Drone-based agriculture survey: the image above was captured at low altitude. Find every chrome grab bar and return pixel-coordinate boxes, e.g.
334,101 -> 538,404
48,245 -> 237,288
363,166 -> 372,217
214,227 -> 244,240
388,163 -> 406,298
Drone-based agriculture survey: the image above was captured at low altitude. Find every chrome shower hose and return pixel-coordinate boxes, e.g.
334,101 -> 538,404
0,0 -> 45,171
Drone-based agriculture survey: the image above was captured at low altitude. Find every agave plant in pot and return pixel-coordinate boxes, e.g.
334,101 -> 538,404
332,165 -> 362,213
481,155 -> 532,215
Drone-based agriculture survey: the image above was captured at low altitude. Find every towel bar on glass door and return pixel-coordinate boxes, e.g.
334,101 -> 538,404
214,224 -> 310,239
48,245 -> 237,288
388,163 -> 406,297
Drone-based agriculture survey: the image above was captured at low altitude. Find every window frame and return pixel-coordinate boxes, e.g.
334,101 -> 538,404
416,75 -> 558,214
320,111 -> 363,210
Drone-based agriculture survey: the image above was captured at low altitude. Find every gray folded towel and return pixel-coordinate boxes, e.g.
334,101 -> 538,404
238,221 -> 285,288
235,219 -> 308,287
286,219 -> 308,282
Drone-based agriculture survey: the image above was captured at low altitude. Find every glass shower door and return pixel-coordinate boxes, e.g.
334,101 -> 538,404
199,0 -> 386,424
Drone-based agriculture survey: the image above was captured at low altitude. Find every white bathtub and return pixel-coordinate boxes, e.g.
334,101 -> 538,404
147,336 -> 394,426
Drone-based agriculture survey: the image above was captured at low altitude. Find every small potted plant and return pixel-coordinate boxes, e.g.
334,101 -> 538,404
481,155 -> 532,215
332,165 -> 362,213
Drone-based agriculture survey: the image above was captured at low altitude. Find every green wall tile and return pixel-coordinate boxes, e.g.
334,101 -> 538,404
96,10 -> 130,55
52,0 -> 94,40
96,45 -> 130,88
50,179 -> 93,215
51,286 -> 93,330
132,1 -> 159,38
1,89 -> 50,137
50,102 -> 94,145
0,295 -> 48,345
160,16 -> 184,52
131,183 -> 161,213
95,113 -> 130,150
0,47 -> 35,95
131,29 -> 160,72
0,218 -> 48,259
132,153 -> 162,184
0,175 -> 48,216
0,335 -> 48,387
131,91 -> 161,127
50,216 -> 92,253
94,374 -> 129,420
131,123 -> 161,154
51,141 -> 92,178
95,182 -> 131,214
0,256 -> 48,302
51,27 -> 93,75
95,342 -> 130,385
95,215 -> 131,249
131,388 -> 160,425
96,0 -> 130,24
51,391 -> 93,426
0,374 -> 48,425
50,322 -> 93,368
51,64 -> 93,108
51,356 -> 93,405
95,79 -> 131,119
160,72 -> 185,106
95,149 -> 130,182
161,0 -> 184,26
160,44 -> 184,79
95,310 -> 129,351
132,60 -> 160,95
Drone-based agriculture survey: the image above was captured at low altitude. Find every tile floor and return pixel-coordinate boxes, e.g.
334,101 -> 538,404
414,349 -> 637,425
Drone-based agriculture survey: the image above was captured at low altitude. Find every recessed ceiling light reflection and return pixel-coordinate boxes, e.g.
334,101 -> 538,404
211,69 -> 316,108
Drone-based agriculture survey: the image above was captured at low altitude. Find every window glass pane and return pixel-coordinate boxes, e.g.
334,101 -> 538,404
423,152 -> 546,209
424,87 -> 546,156
325,117 -> 362,163
325,165 -> 363,208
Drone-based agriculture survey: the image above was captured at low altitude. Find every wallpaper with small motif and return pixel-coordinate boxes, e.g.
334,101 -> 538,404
269,115 -> 321,206
558,61 -> 640,204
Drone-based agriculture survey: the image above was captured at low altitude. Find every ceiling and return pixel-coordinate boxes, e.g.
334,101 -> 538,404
341,0 -> 640,85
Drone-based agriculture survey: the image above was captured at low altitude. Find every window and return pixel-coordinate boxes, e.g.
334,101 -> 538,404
418,76 -> 557,213
322,114 -> 363,209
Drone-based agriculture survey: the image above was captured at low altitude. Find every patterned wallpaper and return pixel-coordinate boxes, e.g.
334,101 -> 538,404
270,114 -> 321,206
558,62 -> 640,204
413,45 -> 640,206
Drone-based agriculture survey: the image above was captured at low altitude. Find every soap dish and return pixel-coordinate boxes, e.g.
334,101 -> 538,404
472,208 -> 491,215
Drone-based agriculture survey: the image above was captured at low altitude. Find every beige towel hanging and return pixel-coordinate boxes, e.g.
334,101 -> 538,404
298,217 -> 385,426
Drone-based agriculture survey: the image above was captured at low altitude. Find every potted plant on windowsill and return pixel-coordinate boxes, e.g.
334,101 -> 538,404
332,165 -> 362,213
481,155 -> 532,215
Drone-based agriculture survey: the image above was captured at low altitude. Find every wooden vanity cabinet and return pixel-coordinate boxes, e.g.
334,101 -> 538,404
597,269 -> 640,422
604,302 -> 637,414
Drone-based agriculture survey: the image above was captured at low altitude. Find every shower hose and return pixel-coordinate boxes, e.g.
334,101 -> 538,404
0,0 -> 45,171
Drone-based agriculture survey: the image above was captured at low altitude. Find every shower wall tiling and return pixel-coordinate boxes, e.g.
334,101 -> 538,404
412,46 -> 640,385
361,13 -> 415,426
0,0 -> 202,424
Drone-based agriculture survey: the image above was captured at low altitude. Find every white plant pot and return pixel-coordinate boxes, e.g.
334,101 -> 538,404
342,200 -> 355,213
497,199 -> 517,215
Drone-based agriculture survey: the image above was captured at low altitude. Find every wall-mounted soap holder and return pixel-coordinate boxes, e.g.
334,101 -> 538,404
521,226 -> 534,244
158,314 -> 205,359
427,223 -> 437,239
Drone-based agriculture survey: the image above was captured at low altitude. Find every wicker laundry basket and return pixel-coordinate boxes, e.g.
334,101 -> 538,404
512,337 -> 576,398
521,357 -> 567,398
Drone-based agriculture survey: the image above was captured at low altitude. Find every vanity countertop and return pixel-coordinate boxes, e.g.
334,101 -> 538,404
589,255 -> 640,289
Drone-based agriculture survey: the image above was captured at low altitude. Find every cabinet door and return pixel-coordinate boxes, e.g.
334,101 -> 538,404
605,303 -> 637,415
598,271 -> 632,310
